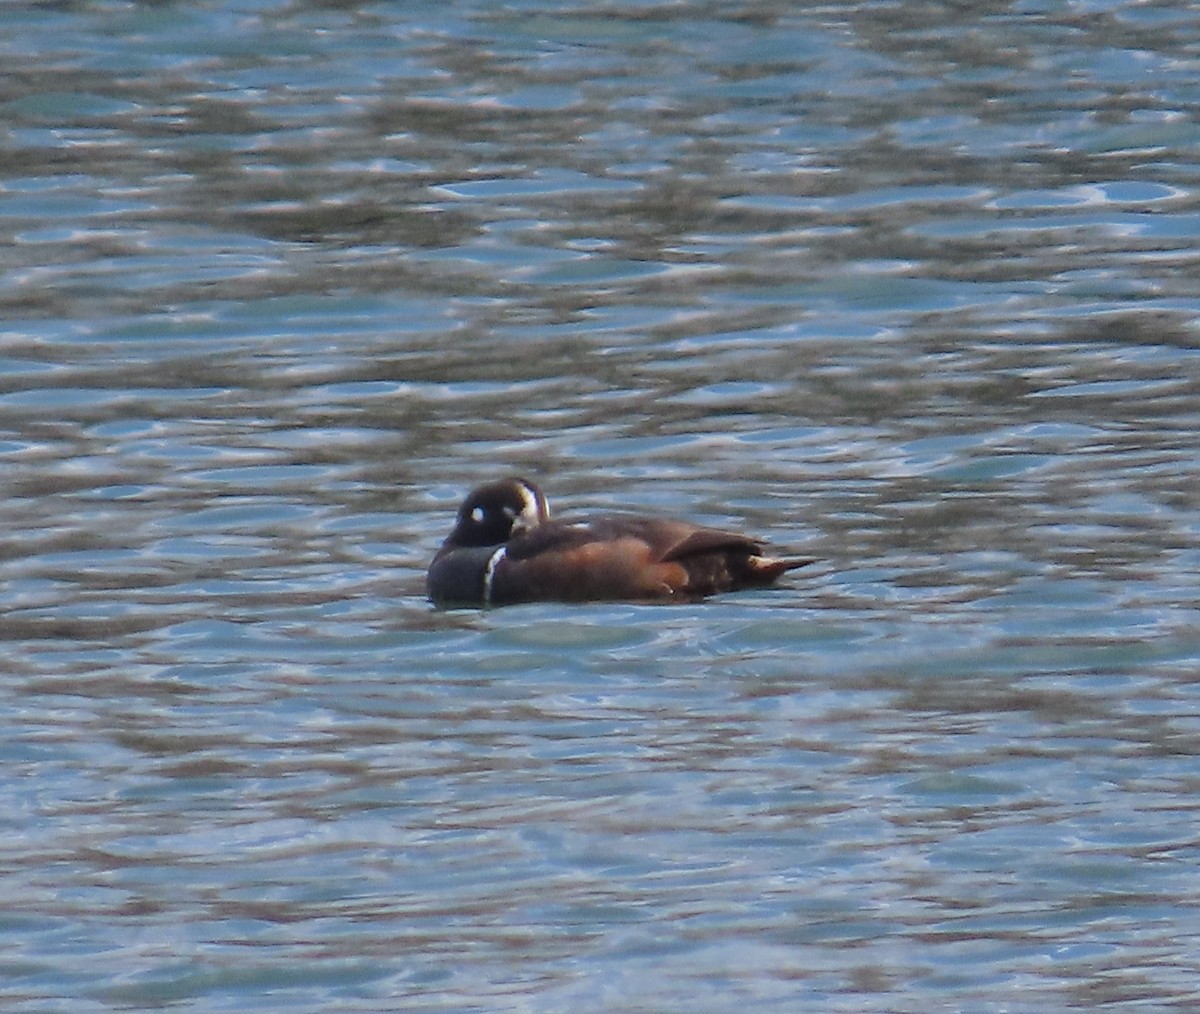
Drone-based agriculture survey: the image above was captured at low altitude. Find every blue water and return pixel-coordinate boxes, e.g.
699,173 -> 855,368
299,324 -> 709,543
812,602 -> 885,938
3,1 -> 1200,1011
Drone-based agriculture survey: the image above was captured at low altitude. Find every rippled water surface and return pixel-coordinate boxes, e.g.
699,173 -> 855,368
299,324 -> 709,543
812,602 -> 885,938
3,1 -> 1200,1011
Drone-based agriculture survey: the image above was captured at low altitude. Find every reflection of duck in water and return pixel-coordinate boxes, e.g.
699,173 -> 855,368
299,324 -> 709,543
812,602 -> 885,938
428,478 -> 813,606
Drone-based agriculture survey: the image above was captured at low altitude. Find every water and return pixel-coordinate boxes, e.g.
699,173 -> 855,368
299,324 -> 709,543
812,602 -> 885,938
3,1 -> 1200,1010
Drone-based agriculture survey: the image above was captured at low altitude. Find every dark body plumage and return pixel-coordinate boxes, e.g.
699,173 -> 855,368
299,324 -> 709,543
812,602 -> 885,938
427,478 -> 812,607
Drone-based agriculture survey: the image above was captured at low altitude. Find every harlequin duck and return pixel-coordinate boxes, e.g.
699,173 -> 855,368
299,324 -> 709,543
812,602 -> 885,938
427,478 -> 813,606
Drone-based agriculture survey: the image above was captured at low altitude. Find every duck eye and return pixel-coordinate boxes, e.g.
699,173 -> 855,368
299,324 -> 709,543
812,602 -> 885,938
470,506 -> 485,524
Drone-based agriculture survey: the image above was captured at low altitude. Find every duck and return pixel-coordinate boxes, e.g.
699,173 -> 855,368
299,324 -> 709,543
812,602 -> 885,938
427,477 -> 812,606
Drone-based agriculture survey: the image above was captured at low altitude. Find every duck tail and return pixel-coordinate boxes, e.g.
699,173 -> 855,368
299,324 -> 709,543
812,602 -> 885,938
747,554 -> 815,584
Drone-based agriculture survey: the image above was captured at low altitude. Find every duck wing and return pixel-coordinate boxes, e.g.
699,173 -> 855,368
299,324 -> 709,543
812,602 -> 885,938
503,516 -> 755,561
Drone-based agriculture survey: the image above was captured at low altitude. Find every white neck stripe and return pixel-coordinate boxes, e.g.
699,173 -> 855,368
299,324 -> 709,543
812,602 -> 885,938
482,546 -> 507,604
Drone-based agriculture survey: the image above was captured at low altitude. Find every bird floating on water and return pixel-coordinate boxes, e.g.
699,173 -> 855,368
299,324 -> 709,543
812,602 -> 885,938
427,477 -> 813,606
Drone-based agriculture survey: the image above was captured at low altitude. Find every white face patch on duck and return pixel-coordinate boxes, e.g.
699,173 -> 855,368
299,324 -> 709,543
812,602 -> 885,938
508,480 -> 549,536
